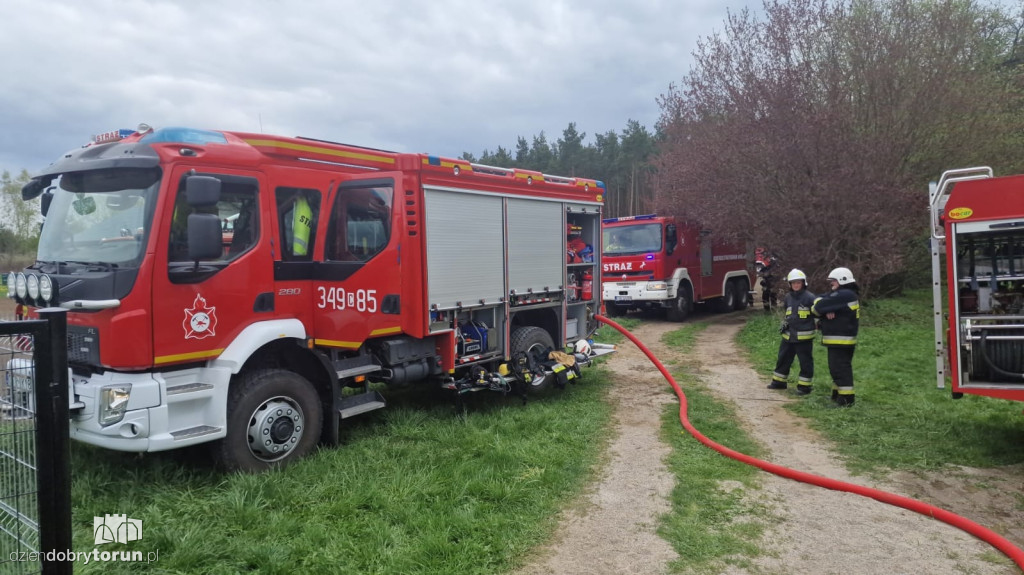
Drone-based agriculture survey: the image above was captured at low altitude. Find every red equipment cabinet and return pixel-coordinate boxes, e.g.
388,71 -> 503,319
930,167 -> 1024,401
6,126 -> 612,471
601,215 -> 751,321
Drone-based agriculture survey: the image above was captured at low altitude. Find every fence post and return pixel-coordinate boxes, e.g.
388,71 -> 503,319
35,309 -> 71,575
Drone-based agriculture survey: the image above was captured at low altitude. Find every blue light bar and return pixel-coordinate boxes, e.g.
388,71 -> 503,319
602,214 -> 658,223
140,127 -> 227,145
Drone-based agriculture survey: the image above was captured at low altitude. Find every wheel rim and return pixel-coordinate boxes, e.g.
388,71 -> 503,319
247,396 -> 305,462
525,342 -> 549,388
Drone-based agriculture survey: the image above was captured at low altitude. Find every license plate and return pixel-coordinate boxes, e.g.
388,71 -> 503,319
614,296 -> 632,302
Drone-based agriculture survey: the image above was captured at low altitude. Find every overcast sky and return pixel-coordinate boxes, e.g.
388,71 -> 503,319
0,0 -> 752,176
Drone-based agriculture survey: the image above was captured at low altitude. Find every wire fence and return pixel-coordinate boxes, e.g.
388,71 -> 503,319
0,310 -> 71,575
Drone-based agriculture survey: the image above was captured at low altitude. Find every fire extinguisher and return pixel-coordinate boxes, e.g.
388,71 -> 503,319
582,270 -> 593,301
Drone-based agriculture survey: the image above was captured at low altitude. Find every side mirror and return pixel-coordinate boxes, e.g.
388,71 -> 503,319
187,213 -> 223,260
21,177 -> 50,200
186,175 -> 221,207
40,188 -> 54,217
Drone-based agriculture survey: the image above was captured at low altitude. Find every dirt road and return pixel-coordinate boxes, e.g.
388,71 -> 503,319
517,311 -> 1022,574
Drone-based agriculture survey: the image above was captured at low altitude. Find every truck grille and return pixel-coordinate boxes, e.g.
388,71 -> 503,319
67,325 -> 100,365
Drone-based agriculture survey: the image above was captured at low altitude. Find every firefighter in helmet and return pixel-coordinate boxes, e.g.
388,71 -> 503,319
767,269 -> 816,394
812,266 -> 860,407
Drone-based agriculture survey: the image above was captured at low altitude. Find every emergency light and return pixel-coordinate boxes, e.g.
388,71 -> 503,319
602,214 -> 657,223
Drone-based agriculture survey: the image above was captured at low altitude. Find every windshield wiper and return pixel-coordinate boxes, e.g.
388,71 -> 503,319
63,261 -> 118,272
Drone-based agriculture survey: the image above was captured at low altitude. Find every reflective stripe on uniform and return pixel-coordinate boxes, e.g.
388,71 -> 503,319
836,387 -> 855,395
822,335 -> 857,345
796,330 -> 815,340
293,197 -> 312,256
772,372 -> 788,382
799,376 -> 812,383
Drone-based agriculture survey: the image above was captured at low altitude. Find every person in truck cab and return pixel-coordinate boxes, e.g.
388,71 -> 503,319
767,269 -> 816,394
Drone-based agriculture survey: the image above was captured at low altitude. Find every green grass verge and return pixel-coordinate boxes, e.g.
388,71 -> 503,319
658,323 -> 769,573
737,289 -> 1024,474
69,375 -> 613,574
592,316 -> 642,346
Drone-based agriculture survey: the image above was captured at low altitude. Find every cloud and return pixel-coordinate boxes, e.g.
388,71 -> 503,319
0,0 -> 749,173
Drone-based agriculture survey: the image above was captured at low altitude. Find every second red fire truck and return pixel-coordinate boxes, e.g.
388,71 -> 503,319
601,215 -> 751,320
6,125 -> 611,471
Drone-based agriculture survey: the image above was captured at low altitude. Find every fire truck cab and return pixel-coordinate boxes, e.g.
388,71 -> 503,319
601,215 -> 751,321
930,167 -> 1024,401
7,125 -> 610,471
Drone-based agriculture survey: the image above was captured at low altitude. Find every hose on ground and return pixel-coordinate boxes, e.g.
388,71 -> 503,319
594,314 -> 1024,570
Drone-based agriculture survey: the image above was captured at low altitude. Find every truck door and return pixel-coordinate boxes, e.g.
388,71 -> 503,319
152,168 -> 273,367
313,175 -> 403,350
268,171 -> 330,328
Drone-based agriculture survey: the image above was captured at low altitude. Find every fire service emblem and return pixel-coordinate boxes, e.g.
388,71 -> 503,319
183,294 -> 218,340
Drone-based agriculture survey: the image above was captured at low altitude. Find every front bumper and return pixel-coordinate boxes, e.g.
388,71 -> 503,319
5,358 -> 231,452
602,281 -> 672,305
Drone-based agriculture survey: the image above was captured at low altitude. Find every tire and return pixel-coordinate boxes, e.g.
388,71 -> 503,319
213,369 -> 323,473
714,281 -> 736,313
666,284 -> 692,322
510,326 -> 556,393
732,277 -> 750,311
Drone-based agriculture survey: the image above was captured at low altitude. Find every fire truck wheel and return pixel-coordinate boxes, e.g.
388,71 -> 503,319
511,326 -> 556,393
714,282 -> 737,313
666,285 -> 692,322
214,369 -> 324,472
732,278 -> 750,311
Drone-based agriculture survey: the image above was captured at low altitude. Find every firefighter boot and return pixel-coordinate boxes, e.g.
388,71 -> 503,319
767,380 -> 788,390
795,384 -> 813,396
835,394 -> 855,407
831,388 -> 838,402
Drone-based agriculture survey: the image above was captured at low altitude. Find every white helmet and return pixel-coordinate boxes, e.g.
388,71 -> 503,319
828,267 -> 855,285
574,339 -> 592,356
786,269 -> 807,283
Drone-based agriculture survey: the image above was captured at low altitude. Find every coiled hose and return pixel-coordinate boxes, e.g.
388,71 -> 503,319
594,314 -> 1024,570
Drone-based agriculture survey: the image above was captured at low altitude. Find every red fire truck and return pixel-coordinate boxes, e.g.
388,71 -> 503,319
601,215 -> 751,320
930,167 -> 1024,401
6,125 -> 611,471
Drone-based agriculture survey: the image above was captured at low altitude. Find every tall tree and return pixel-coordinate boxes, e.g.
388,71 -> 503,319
556,123 -> 586,176
655,0 -> 1022,293
0,169 -> 39,268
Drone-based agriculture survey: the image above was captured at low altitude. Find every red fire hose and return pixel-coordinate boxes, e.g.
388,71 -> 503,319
594,314 -> 1024,570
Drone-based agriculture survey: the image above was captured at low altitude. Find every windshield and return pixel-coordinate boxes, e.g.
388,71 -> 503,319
37,168 -> 161,268
603,223 -> 663,255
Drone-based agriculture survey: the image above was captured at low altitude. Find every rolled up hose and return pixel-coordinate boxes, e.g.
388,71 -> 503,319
594,314 -> 1024,570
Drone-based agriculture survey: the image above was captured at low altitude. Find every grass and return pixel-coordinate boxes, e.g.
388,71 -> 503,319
737,289 -> 1024,475
655,321 -> 770,573
68,373 -> 614,574
58,313 -> 773,574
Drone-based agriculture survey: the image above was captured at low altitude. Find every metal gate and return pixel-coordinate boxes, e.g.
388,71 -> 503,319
0,309 -> 72,575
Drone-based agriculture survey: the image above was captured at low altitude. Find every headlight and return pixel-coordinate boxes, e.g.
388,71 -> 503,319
5,273 -> 15,298
26,274 -> 39,300
15,273 -> 27,299
646,282 -> 668,291
39,275 -> 53,302
99,384 -> 132,426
